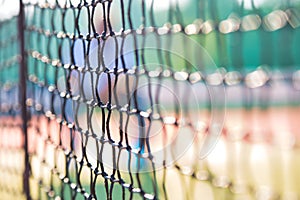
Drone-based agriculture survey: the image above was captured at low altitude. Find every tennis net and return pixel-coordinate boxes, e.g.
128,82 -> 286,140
1,0 -> 300,199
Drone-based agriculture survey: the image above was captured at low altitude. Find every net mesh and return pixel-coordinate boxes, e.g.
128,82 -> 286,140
0,13 -> 24,199
1,0 -> 300,199
24,1 -> 208,199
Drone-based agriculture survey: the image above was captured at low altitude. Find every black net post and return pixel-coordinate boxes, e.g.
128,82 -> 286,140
18,0 -> 30,199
